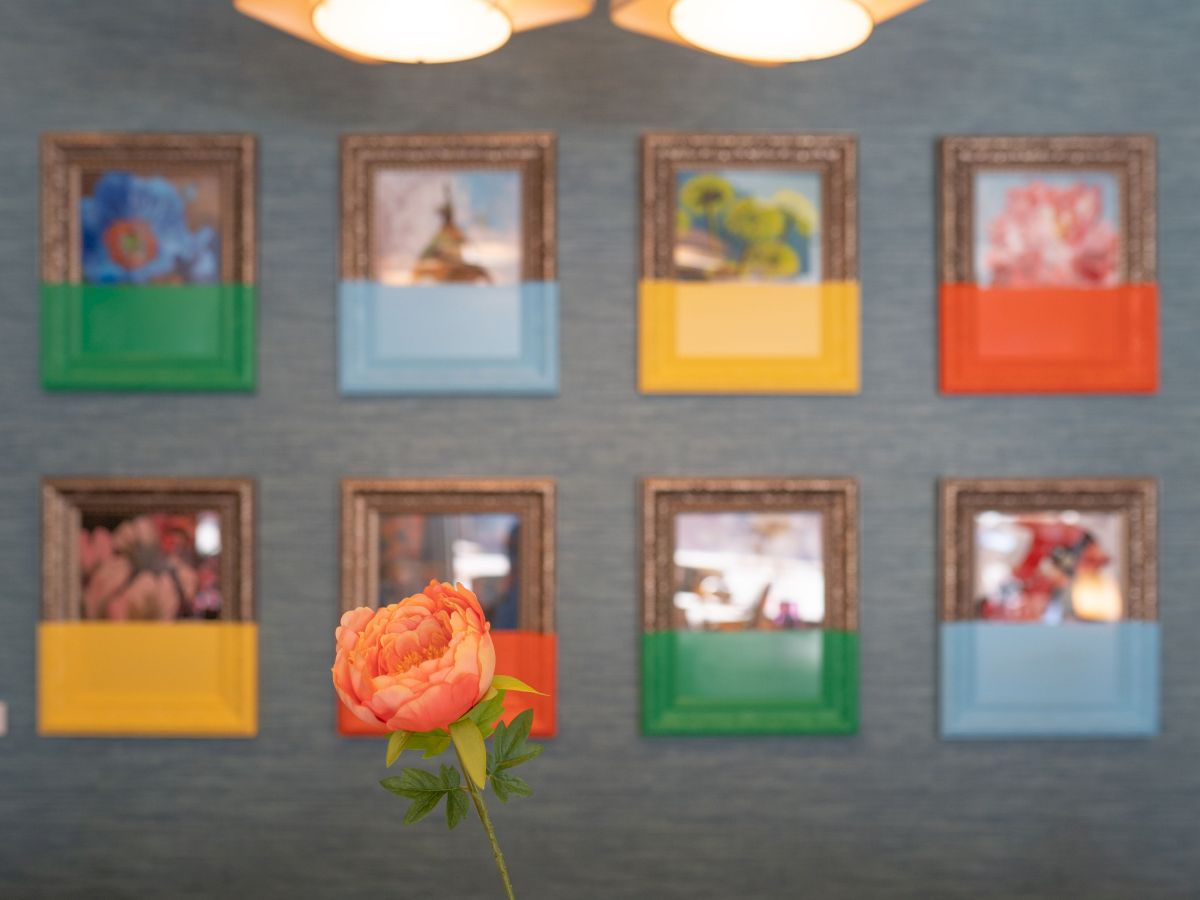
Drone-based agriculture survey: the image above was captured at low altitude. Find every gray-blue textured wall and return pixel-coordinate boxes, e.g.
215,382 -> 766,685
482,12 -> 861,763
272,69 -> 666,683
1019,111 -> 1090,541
2,1 -> 1199,897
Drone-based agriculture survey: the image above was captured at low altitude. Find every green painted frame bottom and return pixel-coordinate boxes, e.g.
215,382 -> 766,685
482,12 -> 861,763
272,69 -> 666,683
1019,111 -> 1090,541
41,283 -> 256,391
642,629 -> 858,735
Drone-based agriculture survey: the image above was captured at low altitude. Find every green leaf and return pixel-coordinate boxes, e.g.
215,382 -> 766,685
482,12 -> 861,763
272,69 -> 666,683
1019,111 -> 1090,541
380,766 -> 443,799
495,709 -> 531,758
420,734 -> 452,759
446,788 -> 469,830
490,771 -> 532,804
438,763 -> 461,790
490,674 -> 546,695
388,729 -> 452,761
380,766 -> 462,826
490,709 -> 544,773
385,731 -> 409,768
449,718 -> 487,789
463,689 -> 507,738
403,791 -> 443,824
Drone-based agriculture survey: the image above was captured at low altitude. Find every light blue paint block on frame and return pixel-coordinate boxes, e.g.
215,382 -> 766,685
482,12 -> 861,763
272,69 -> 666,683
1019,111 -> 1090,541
338,281 -> 559,395
940,621 -> 1159,739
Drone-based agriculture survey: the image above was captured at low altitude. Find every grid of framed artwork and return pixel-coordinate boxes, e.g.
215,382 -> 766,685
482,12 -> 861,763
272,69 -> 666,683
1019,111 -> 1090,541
33,130 -> 1163,742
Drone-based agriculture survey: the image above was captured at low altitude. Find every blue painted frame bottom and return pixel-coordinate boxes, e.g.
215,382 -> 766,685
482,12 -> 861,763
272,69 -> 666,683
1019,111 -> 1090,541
940,621 -> 1159,739
338,281 -> 559,395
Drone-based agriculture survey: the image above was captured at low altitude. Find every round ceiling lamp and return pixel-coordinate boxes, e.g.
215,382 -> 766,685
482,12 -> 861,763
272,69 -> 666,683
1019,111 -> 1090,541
612,0 -> 925,66
235,0 -> 594,64
311,0 -> 513,64
669,0 -> 873,64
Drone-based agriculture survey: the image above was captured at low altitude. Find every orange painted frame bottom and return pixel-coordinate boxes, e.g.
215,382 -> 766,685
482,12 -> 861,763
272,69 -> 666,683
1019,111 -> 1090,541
940,283 -> 1158,393
337,631 -> 557,738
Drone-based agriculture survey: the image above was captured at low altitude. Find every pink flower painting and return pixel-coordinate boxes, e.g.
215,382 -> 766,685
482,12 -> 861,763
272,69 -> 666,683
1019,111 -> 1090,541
79,511 -> 222,620
978,175 -> 1121,288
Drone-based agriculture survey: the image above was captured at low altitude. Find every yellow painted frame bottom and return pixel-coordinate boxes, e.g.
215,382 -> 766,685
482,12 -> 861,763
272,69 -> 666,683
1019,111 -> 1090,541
38,622 -> 258,737
639,280 -> 860,393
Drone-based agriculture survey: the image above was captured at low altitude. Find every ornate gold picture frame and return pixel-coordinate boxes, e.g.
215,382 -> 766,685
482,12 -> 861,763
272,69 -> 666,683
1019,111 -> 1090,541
337,133 -> 559,395
640,476 -> 860,735
641,133 -> 857,282
41,132 -> 257,285
338,477 -> 558,737
39,476 -> 257,737
638,133 -> 860,394
940,477 -> 1157,622
939,134 -> 1156,285
339,132 -> 556,282
40,132 -> 258,391
938,477 -> 1159,739
42,476 -> 256,622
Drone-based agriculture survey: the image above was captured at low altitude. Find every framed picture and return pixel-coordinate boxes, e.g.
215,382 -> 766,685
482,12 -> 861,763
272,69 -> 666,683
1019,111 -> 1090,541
41,133 -> 257,391
340,478 -> 557,736
939,478 -> 1158,738
39,477 -> 257,736
338,133 -> 558,395
639,133 -> 858,394
641,478 -> 858,735
939,135 -> 1157,393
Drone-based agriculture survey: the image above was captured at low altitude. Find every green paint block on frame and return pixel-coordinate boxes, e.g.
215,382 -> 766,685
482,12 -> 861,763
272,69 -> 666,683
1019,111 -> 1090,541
41,283 -> 256,391
641,629 -> 858,735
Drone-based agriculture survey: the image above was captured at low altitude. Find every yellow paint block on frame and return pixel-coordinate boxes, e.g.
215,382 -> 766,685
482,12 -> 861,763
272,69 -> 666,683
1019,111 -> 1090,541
673,283 -> 823,358
639,280 -> 860,393
38,622 -> 258,737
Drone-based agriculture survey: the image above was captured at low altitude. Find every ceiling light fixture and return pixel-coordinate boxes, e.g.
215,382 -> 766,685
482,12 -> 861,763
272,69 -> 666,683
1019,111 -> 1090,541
612,0 -> 925,65
235,0 -> 594,63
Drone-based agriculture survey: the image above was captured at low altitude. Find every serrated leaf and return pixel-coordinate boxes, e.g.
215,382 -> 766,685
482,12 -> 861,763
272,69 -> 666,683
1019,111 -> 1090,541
490,674 -> 546,696
490,771 -> 532,804
497,709 -> 532,756
496,745 -> 543,771
380,767 -> 456,826
490,709 -> 543,773
449,718 -> 487,789
403,791 -> 443,825
385,731 -> 409,768
380,766 -> 443,798
446,788 -> 469,830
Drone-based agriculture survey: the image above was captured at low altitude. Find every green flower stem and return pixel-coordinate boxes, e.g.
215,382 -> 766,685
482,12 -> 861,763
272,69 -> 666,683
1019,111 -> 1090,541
456,747 -> 515,900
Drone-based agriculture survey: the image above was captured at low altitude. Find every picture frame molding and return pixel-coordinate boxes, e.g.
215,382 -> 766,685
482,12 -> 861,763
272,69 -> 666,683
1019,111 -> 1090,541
339,132 -> 557,282
340,477 -> 556,633
41,476 -> 256,622
939,477 -> 1158,623
640,476 -> 859,632
641,132 -> 858,281
938,134 -> 1157,284
40,131 -> 258,284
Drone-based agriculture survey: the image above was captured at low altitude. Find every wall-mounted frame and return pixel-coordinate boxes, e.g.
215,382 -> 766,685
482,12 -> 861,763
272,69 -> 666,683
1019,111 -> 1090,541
340,478 -> 557,736
639,133 -> 859,394
41,133 -> 257,391
939,478 -> 1158,738
338,133 -> 558,395
641,477 -> 858,735
939,135 -> 1157,393
39,477 -> 257,736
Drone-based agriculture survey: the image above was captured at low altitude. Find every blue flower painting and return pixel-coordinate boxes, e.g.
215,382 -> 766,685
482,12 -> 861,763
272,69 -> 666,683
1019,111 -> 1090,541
80,171 -> 221,285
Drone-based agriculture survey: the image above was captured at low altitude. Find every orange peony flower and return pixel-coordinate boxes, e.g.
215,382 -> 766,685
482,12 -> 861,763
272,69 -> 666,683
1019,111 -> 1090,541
332,580 -> 496,734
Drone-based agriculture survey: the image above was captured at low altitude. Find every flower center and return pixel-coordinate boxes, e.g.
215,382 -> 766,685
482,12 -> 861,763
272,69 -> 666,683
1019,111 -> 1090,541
397,639 -> 446,672
103,218 -> 159,271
